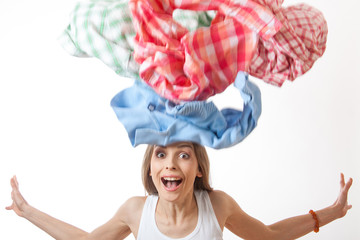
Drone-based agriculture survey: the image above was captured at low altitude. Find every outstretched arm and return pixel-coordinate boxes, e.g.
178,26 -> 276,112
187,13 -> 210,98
266,173 -> 352,239
6,176 -> 136,240
220,173 -> 353,240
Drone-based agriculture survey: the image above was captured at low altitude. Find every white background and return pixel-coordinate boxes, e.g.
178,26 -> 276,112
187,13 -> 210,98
0,0 -> 359,239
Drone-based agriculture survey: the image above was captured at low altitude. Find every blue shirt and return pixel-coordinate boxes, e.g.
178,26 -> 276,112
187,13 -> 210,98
111,72 -> 261,149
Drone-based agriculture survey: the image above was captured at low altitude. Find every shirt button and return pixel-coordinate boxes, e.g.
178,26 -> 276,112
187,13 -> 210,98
148,104 -> 155,111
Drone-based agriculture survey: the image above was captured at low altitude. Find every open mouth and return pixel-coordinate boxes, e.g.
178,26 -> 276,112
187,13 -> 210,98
161,177 -> 183,191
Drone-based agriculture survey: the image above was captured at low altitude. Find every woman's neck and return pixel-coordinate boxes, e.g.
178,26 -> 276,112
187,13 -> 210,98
156,190 -> 198,225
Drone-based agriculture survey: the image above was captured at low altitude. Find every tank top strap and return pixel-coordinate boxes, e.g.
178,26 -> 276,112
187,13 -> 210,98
194,191 -> 223,238
137,194 -> 159,239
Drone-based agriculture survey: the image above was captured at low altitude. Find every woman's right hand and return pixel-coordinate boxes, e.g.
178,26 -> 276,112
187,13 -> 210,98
6,176 -> 29,217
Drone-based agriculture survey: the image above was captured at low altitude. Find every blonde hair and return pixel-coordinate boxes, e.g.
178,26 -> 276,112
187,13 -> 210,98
141,143 -> 213,195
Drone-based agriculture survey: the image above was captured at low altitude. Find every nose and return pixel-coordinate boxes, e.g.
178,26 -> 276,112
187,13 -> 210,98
165,155 -> 177,170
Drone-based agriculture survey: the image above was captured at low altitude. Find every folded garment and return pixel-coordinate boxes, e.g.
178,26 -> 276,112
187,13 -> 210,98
248,0 -> 328,86
129,0 -> 281,102
111,72 -> 261,149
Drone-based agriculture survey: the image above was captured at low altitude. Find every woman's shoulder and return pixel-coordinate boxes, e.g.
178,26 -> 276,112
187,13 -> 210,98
208,190 -> 245,216
124,196 -> 147,207
208,190 -> 233,204
114,196 -> 147,224
123,196 -> 148,215
207,190 -> 238,229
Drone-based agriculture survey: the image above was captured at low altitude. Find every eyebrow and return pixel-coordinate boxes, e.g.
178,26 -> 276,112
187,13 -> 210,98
154,143 -> 194,150
176,144 -> 194,150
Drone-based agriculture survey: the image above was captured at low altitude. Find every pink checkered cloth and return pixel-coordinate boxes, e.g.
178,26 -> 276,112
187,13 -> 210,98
129,0 -> 282,102
248,0 -> 328,86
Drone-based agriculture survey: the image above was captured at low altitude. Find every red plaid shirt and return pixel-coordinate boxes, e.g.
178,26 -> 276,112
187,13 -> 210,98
129,0 -> 281,102
248,0 -> 328,86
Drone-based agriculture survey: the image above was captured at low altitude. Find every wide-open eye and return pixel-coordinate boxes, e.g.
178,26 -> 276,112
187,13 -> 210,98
179,153 -> 189,159
156,152 -> 165,158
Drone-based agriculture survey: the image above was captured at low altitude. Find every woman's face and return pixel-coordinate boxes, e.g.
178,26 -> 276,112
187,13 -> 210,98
150,142 -> 202,202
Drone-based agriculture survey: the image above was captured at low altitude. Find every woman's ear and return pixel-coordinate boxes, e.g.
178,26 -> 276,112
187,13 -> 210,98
196,168 -> 203,178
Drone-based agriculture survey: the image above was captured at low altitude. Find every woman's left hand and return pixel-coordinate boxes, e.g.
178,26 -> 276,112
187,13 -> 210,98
333,173 -> 353,218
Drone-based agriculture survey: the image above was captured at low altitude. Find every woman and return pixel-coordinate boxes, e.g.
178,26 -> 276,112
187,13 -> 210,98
7,142 -> 353,239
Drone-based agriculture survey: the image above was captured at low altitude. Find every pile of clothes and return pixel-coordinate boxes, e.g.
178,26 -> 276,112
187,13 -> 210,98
59,0 -> 327,149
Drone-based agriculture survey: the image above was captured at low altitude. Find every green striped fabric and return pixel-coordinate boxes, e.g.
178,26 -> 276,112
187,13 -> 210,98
59,0 -> 214,79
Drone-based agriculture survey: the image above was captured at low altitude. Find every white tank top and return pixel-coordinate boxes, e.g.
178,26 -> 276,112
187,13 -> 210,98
137,190 -> 223,240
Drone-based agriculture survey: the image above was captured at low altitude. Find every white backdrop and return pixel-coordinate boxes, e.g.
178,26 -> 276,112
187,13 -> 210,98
0,0 -> 359,239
